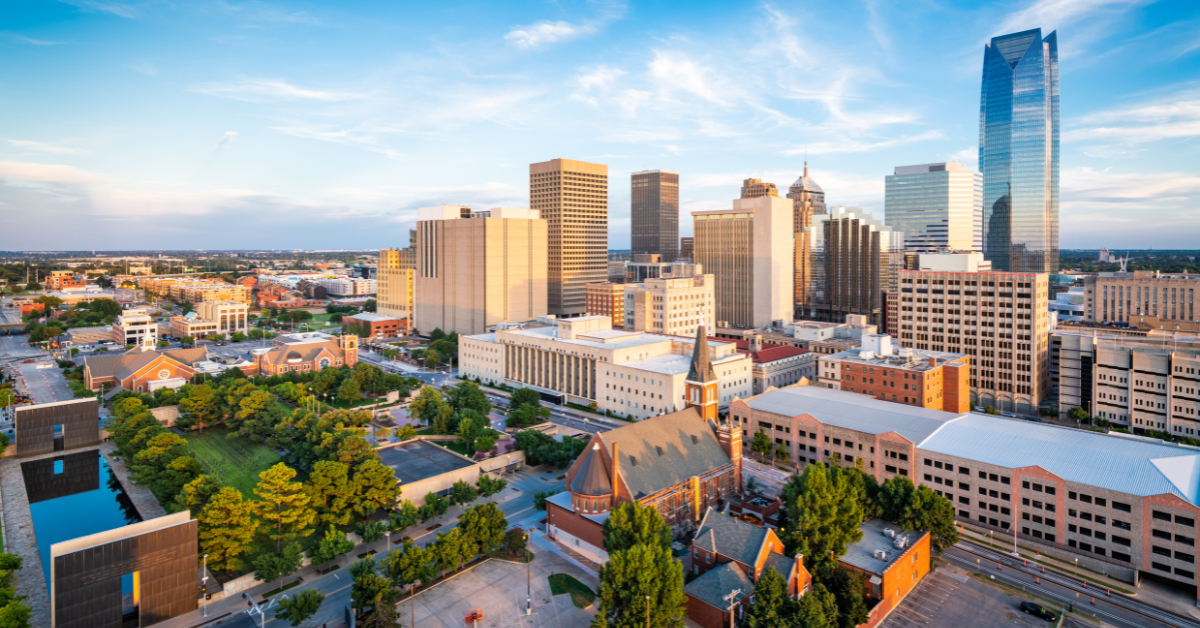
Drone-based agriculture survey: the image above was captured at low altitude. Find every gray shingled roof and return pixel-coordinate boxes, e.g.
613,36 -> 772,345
113,348 -> 207,381
684,561 -> 753,610
763,552 -> 794,581
693,508 -> 768,568
571,442 -> 613,496
602,408 -> 731,500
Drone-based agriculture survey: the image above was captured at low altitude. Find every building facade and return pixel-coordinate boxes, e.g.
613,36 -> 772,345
530,158 -> 609,317
1084,272 -> 1200,326
799,206 -> 904,326
377,248 -> 415,328
713,335 -> 816,395
680,237 -> 694,263
693,196 -> 794,329
631,170 -> 680,261
170,281 -> 252,305
83,347 -> 212,392
415,205 -> 548,336
816,334 -> 972,413
622,272 -> 716,337
739,178 -> 779,199
980,28 -> 1060,273
788,163 -> 826,317
893,255 -> 1050,414
197,300 -> 248,336
585,282 -> 625,327
885,162 -> 983,253
253,332 -> 359,376
113,308 -> 158,347
459,316 -> 753,420
343,312 -> 406,338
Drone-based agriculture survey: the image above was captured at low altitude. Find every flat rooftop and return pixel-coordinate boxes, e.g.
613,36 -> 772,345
840,518 -> 928,576
824,348 -> 967,372
377,440 -> 474,484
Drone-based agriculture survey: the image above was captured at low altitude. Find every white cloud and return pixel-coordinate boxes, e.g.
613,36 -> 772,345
6,140 -> 86,155
505,21 -> 597,49
190,78 -> 369,102
56,0 -> 136,19
212,131 -> 238,152
0,161 -> 105,184
3,33 -> 67,45
1062,167 -> 1200,205
783,130 -> 944,156
1067,87 -> 1200,143
996,0 -> 1148,37
648,50 -> 727,105
126,60 -> 157,77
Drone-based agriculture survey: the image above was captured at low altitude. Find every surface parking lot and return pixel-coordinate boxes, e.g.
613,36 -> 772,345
880,566 -> 1053,628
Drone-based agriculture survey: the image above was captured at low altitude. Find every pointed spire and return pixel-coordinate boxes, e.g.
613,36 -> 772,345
804,159 -> 809,178
687,324 -> 716,383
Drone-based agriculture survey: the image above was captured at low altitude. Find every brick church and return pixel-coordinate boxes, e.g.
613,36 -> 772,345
545,326 -> 744,564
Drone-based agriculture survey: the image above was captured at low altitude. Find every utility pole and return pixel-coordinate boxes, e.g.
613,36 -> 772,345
724,588 -> 742,628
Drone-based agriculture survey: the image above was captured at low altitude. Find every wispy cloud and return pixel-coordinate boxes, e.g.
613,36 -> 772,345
271,124 -> 403,159
996,0 -> 1148,36
6,140 -> 86,155
56,0 -> 136,19
212,131 -> 238,152
505,21 -> 597,49
783,130 -> 944,156
0,161 -> 105,184
126,60 -> 157,77
3,33 -> 67,45
190,78 -> 369,102
1067,87 -> 1200,143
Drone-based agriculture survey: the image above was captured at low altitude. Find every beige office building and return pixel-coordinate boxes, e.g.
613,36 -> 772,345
415,205 -> 548,336
530,158 -> 609,317
788,163 -> 826,316
459,316 -> 752,420
1084,272 -> 1200,326
693,196 -> 794,330
377,248 -> 415,328
197,300 -> 249,335
894,253 -> 1050,415
169,282 -> 251,305
739,178 -> 778,198
622,270 -> 715,337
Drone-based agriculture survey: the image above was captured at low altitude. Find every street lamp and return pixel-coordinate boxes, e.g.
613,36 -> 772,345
526,532 -> 532,616
202,554 -> 209,617
646,595 -> 652,628
385,530 -> 391,554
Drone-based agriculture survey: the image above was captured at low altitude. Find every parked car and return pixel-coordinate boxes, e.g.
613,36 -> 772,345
1019,602 -> 1057,622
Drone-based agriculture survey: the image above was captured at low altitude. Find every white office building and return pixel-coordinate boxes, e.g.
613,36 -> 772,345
885,162 -> 982,253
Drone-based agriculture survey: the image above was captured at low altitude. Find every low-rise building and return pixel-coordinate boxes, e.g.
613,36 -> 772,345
253,332 -> 359,376
712,335 -> 816,395
169,280 -> 252,305
460,318 -> 753,420
66,326 -> 114,345
622,271 -> 715,338
343,312 -> 406,339
317,277 -> 376,297
170,313 -> 219,339
784,315 -> 878,354
585,282 -> 625,327
113,308 -> 158,348
841,519 -> 932,628
46,270 -> 85,291
1049,286 -> 1086,324
817,334 -> 972,413
83,347 -> 212,392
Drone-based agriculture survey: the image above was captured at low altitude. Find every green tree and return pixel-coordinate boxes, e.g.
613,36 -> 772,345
357,519 -> 387,544
310,526 -> 355,567
432,528 -> 471,577
984,405 -> 999,415
459,502 -> 508,557
176,474 -> 224,513
198,487 -> 259,575
446,381 -> 490,414
591,543 -> 686,628
448,479 -> 478,511
878,477 -> 959,555
351,459 -> 400,518
350,558 -> 397,614
792,582 -> 838,628
205,332 -> 224,342
408,386 -> 444,426
254,542 -> 304,592
338,377 -> 362,404
254,463 -> 316,552
395,424 -> 418,441
455,416 -> 479,452
828,568 -> 870,628
231,331 -> 247,342
780,463 -> 865,580
379,539 -> 436,590
275,588 -> 326,628
180,335 -> 195,347
1068,406 -> 1089,423
306,461 -> 354,526
476,474 -> 507,497
178,383 -> 220,433
602,501 -> 672,554
751,429 -> 773,461
389,500 -> 419,531
742,567 -> 792,628
509,387 -> 541,411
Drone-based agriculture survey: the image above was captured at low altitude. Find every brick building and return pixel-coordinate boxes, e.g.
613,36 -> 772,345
343,312 -> 406,339
841,519 -> 931,628
584,282 -> 625,327
816,334 -> 971,413
83,347 -> 213,392
254,332 -> 358,376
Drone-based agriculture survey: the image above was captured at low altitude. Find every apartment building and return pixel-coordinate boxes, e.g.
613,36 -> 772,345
1051,328 -> 1200,434
884,162 -> 983,253
459,317 -> 753,420
730,384 -> 1200,598
377,248 -> 415,328
530,158 -> 609,317
816,333 -> 972,413
585,282 -> 625,327
622,272 -> 715,337
894,253 -> 1049,415
1085,271 -> 1200,326
693,196 -> 794,329
170,281 -> 252,305
171,300 -> 248,338
46,270 -> 85,290
316,278 -> 376,297
739,178 -> 779,198
113,308 -> 158,347
415,205 -> 548,336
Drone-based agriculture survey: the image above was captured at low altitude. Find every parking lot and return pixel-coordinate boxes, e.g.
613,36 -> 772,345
880,564 -> 1056,628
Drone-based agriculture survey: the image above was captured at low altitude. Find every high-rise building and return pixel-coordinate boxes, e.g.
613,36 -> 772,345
415,205 -> 548,336
799,206 -> 905,326
377,248 -> 415,328
740,178 -> 779,199
530,159 -> 609,317
894,253 -> 1050,414
788,163 -> 826,316
631,170 -> 679,262
979,28 -> 1060,273
693,196 -> 794,329
680,237 -> 694,262
622,268 -> 715,337
885,162 -> 983,253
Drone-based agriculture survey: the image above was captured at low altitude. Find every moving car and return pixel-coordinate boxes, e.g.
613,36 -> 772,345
1019,602 -> 1057,622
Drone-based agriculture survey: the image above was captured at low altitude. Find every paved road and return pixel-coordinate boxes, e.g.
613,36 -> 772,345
947,543 -> 1200,628
11,360 -> 73,405
0,335 -> 44,363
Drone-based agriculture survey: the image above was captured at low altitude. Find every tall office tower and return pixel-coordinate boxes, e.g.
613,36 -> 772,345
979,28 -> 1059,273
631,170 -> 680,261
788,162 -> 827,316
415,205 -> 548,336
799,206 -> 905,327
680,237 -> 694,262
740,178 -> 779,199
693,196 -> 793,329
895,253 -> 1049,414
377,248 -> 415,328
530,158 -> 609,317
885,162 -> 983,253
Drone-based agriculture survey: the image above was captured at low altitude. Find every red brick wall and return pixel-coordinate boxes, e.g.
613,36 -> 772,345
1013,466 -> 1066,544
942,361 -> 971,413
857,532 -> 932,628
546,502 -> 606,550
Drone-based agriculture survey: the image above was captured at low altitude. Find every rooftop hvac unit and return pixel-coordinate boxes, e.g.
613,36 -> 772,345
874,550 -> 888,561
883,528 -> 895,538
893,535 -> 908,549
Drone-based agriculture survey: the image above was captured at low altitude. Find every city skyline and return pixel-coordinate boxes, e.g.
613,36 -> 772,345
1,0 -> 1198,251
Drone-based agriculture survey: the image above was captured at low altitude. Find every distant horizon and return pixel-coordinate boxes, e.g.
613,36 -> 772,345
2,247 -> 1199,256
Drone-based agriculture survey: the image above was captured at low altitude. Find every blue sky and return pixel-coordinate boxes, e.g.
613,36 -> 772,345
1,0 -> 1197,251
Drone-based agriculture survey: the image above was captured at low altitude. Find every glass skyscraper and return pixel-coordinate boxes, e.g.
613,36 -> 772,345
979,28 -> 1059,273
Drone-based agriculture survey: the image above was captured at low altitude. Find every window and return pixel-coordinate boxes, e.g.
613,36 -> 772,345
989,473 -> 998,482
1177,552 -> 1195,563
1113,551 -> 1132,563
1080,494 -> 1092,504
1177,535 -> 1195,547
979,471 -> 986,479
886,465 -> 897,474
1153,511 -> 1174,522
1068,524 -> 1077,533
959,482 -> 970,490
1153,546 -> 1172,557
925,458 -> 932,467
1113,535 -> 1132,546
1153,562 -> 1171,573
1095,498 -> 1107,507
1045,486 -> 1056,496
1113,501 -> 1131,513
959,496 -> 969,505
1178,516 -> 1196,528
1176,568 -> 1195,579
1069,491 -> 1077,500
1154,530 -> 1172,540
1113,519 -> 1132,531
959,466 -> 969,474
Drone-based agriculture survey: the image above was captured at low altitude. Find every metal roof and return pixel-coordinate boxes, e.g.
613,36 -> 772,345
745,386 -> 956,444
921,414 -> 1200,504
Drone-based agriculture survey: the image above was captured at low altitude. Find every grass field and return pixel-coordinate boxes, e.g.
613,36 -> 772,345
185,427 -> 283,498
548,573 -> 595,608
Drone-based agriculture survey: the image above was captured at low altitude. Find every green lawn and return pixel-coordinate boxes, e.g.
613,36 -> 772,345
185,427 -> 283,498
548,573 -> 595,608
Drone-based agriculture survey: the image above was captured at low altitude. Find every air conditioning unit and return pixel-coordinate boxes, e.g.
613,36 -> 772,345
874,550 -> 888,561
883,528 -> 895,538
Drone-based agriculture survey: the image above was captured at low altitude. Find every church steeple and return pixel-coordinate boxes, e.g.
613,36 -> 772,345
685,325 -> 719,422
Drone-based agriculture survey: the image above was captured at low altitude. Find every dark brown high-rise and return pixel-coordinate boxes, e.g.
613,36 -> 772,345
631,170 -> 679,262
